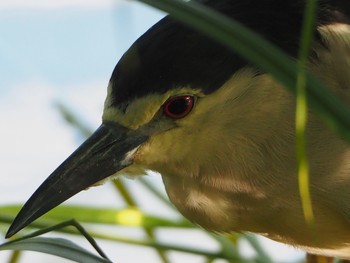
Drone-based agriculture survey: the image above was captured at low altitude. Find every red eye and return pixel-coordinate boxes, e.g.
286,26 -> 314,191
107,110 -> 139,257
163,95 -> 194,119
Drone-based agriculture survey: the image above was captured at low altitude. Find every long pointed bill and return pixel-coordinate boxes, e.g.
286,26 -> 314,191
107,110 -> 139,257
6,122 -> 148,238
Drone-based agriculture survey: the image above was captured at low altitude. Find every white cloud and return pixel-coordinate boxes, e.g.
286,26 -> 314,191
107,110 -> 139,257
0,80 -> 105,203
0,0 -> 122,10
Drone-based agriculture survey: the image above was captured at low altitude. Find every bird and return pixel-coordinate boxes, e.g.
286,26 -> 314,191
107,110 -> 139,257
5,0 -> 350,260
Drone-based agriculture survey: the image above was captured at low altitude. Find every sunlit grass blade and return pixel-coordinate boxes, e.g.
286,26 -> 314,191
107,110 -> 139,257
56,102 -> 92,138
139,177 -> 173,207
3,220 -> 110,260
241,234 -> 273,263
0,215 -> 254,262
0,204 -> 273,261
296,0 -> 317,230
7,251 -> 20,263
0,205 -> 192,228
1,220 -> 111,263
111,179 -> 170,263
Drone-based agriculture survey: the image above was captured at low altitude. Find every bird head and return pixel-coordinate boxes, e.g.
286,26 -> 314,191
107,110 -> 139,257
6,0 -> 350,241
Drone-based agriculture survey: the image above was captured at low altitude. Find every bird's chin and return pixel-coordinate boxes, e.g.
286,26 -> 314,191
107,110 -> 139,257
109,163 -> 148,180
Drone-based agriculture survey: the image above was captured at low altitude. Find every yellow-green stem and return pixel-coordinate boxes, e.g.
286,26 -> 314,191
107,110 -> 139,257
296,0 -> 317,225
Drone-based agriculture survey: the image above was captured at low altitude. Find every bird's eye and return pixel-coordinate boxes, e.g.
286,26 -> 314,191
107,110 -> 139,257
163,95 -> 194,119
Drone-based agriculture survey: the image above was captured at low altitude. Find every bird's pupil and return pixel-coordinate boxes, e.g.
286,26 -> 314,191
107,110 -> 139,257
168,98 -> 189,115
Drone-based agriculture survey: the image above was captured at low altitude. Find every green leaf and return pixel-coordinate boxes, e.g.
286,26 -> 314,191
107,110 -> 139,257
0,237 -> 111,263
296,0 -> 317,230
0,205 -> 192,228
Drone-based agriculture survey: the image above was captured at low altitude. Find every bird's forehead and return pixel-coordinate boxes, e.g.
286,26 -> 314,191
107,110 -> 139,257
107,16 -> 248,108
102,85 -> 203,130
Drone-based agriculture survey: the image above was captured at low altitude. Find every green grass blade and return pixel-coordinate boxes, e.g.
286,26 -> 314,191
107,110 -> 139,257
0,205 -> 191,228
0,209 -> 266,261
242,234 -> 273,263
139,177 -> 173,208
7,251 -> 21,263
111,180 -> 170,263
296,0 -> 317,227
0,237 -> 111,263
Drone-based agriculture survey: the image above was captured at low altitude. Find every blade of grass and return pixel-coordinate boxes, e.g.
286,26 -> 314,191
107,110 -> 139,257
0,237 -> 110,263
241,234 -> 273,263
4,220 -> 110,260
0,205 -> 192,228
0,207 -> 269,261
112,179 -> 170,263
139,177 -> 172,208
56,102 -> 92,138
2,220 -> 111,263
113,180 -> 136,207
296,0 -> 317,229
0,219 -> 250,262
7,251 -> 21,263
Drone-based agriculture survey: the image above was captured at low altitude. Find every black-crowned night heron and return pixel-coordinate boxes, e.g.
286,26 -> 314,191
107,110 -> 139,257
5,0 -> 350,260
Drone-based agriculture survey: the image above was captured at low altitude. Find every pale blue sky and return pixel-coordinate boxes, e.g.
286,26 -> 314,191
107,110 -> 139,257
0,1 -> 163,90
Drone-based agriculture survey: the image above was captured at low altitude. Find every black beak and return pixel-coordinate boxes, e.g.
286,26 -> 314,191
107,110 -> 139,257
6,122 -> 148,238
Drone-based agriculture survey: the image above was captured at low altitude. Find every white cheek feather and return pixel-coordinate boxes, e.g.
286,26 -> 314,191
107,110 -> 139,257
121,146 -> 140,166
